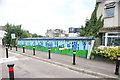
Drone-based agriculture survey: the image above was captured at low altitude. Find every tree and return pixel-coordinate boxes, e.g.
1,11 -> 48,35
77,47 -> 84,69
21,30 -> 31,38
3,23 -> 31,46
32,33 -> 43,38
80,3 -> 104,38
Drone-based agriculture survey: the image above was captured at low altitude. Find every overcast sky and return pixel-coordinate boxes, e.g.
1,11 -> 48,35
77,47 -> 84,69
0,0 -> 96,36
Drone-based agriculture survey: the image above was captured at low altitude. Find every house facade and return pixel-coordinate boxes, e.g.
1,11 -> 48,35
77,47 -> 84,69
69,27 -> 80,37
0,26 -> 6,45
45,29 -> 68,37
96,0 -> 120,46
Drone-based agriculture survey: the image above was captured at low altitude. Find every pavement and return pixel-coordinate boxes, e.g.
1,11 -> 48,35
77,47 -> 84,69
6,46 -> 120,79
0,46 -> 4,80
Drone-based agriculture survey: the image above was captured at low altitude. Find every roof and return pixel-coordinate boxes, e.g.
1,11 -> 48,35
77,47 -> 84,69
96,0 -> 120,3
18,37 -> 94,40
0,26 -> 5,30
99,27 -> 120,33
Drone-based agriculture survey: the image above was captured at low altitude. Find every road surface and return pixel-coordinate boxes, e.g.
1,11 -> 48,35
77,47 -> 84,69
0,46 -> 97,78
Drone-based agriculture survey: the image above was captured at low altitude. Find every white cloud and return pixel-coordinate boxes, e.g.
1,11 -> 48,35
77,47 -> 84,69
0,0 -> 96,36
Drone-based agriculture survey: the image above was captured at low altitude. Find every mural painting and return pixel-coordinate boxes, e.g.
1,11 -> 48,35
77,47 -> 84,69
17,37 -> 94,57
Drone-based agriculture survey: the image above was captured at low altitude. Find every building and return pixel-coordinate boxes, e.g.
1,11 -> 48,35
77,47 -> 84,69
0,26 -> 6,45
96,0 -> 120,46
45,29 -> 68,37
68,27 -> 80,37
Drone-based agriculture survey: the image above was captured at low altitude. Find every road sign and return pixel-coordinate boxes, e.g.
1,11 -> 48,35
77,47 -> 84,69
11,34 -> 16,39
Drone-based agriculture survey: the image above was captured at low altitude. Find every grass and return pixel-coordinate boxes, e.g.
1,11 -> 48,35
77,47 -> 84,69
18,45 -> 88,57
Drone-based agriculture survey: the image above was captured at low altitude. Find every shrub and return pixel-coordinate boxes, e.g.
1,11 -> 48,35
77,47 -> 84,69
92,46 -> 120,60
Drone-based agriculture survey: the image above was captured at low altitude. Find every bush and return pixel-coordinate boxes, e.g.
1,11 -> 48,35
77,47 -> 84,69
92,46 -> 120,60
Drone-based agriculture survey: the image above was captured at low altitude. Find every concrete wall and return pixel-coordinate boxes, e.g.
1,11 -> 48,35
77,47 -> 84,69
0,39 -> 2,45
0,30 -> 5,45
0,30 -> 5,38
97,0 -> 120,27
97,2 -> 104,18
118,2 -> 120,26
104,1 -> 119,28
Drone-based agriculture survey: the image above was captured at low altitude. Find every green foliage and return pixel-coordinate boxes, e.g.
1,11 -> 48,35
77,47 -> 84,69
32,33 -> 43,38
3,23 -> 31,46
92,46 -> 120,60
21,30 -> 31,38
80,3 -> 104,38
18,45 -> 88,57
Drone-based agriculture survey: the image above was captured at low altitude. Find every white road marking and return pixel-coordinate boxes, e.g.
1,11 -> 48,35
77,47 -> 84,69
0,57 -> 18,64
9,52 -> 29,60
19,58 -> 29,60
0,57 -> 29,64
9,51 -> 21,56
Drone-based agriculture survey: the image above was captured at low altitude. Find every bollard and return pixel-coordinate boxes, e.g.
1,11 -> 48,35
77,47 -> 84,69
8,44 -> 10,49
16,45 -> 17,51
48,48 -> 51,59
7,64 -> 15,80
6,44 -> 8,48
33,46 -> 35,55
23,46 -> 25,53
10,44 -> 12,50
6,47 -> 8,58
115,56 -> 120,75
73,51 -> 76,65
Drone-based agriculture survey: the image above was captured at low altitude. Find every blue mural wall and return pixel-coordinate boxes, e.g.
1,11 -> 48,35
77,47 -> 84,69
17,37 -> 94,57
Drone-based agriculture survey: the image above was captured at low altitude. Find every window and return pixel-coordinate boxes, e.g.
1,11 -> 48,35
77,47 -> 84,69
103,32 -> 120,46
69,27 -> 75,33
105,2 -> 115,17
